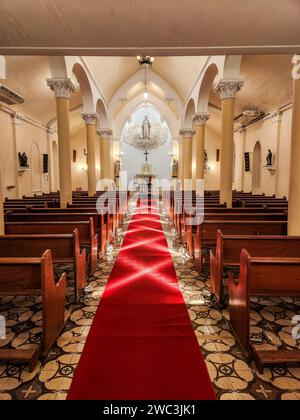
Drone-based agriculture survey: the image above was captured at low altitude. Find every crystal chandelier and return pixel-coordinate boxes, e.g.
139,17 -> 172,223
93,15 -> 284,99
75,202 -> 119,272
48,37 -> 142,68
122,120 -> 169,151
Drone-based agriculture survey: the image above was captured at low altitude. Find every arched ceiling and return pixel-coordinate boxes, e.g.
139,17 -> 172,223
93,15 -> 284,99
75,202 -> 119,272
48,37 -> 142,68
0,54 -> 296,135
209,55 -> 293,116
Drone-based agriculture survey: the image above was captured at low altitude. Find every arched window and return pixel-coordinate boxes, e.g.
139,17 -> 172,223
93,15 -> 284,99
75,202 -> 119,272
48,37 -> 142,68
252,141 -> 262,192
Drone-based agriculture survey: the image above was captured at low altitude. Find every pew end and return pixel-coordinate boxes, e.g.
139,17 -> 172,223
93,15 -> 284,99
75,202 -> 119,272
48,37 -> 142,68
0,347 -> 41,373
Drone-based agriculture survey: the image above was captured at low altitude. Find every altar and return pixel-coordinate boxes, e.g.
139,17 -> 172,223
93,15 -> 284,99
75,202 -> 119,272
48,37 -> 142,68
134,163 -> 157,192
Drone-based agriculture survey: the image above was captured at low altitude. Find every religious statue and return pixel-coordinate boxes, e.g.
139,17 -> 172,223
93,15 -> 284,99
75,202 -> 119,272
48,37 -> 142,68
18,152 -> 29,168
172,159 -> 179,178
204,149 -> 208,169
141,115 -> 151,139
266,149 -> 273,166
114,160 -> 121,178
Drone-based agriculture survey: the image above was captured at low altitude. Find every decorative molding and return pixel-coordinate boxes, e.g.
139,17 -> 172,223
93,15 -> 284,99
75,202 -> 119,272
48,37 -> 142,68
97,129 -> 113,139
81,113 -> 99,125
193,112 -> 210,126
215,79 -> 244,100
179,128 -> 195,138
11,113 -> 21,125
47,78 -> 76,99
270,109 -> 283,124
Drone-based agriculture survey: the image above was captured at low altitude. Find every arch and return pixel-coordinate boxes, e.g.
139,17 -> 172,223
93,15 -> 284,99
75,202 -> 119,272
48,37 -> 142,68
252,141 -> 262,192
31,142 -> 42,193
113,92 -> 180,140
52,141 -> 59,192
197,63 -> 219,113
184,98 -> 196,127
72,63 -> 95,113
96,99 -> 108,129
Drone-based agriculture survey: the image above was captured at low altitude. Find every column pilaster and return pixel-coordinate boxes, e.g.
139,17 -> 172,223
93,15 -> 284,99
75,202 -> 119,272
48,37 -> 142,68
47,78 -> 75,207
179,128 -> 195,190
82,113 -> 98,196
288,58 -> 300,234
215,79 -> 244,207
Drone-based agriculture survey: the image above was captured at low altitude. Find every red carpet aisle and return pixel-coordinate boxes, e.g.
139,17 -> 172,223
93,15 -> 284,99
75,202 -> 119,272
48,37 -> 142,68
67,201 -> 215,400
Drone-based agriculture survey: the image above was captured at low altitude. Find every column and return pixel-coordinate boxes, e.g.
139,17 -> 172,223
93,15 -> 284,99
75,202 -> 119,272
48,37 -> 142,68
272,110 -> 283,197
179,129 -> 195,189
98,129 -> 113,190
239,127 -> 247,192
47,78 -> 75,208
288,61 -> 300,235
0,160 -> 4,235
193,113 -> 210,182
82,113 -> 98,196
216,80 -> 244,208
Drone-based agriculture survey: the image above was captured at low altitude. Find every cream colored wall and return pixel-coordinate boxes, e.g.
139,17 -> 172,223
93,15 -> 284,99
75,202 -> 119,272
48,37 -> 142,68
233,107 -> 292,198
0,108 -> 52,199
70,127 -> 103,191
201,127 -> 221,191
0,111 -> 17,198
277,108 -> 292,198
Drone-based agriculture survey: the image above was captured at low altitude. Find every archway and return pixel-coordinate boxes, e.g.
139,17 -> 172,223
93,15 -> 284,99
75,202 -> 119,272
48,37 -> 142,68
52,141 -> 59,191
31,142 -> 42,193
252,141 -> 262,192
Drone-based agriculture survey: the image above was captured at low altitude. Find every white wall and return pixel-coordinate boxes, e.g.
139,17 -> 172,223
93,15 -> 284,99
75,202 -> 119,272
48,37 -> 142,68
194,126 -> 221,191
233,107 -> 292,198
121,141 -> 171,186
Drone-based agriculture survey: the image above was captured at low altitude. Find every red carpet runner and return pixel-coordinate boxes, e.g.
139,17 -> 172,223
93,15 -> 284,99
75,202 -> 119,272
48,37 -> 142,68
67,202 -> 215,400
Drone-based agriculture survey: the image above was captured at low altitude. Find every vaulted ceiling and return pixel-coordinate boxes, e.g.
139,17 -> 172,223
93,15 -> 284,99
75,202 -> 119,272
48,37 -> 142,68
0,54 -> 295,135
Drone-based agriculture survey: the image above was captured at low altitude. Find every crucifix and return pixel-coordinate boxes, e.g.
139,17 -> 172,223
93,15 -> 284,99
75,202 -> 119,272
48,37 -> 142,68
144,150 -> 149,163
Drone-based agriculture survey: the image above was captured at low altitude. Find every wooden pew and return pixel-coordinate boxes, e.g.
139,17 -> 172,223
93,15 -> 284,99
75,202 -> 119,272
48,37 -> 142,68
5,212 -> 106,256
0,250 -> 67,371
191,220 -> 288,271
210,231 -> 300,305
5,219 -> 98,275
0,230 -> 86,302
229,249 -> 300,372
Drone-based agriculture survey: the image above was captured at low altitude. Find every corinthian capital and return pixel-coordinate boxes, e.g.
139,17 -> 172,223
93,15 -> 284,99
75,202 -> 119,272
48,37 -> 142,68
179,128 -> 195,139
47,78 -> 76,99
193,112 -> 210,126
215,79 -> 244,101
81,113 -> 99,125
97,129 -> 113,139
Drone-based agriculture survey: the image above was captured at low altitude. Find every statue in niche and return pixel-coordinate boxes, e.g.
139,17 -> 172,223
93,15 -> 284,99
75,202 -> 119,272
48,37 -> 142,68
141,115 -> 151,139
172,159 -> 179,178
266,149 -> 273,166
18,152 -> 29,168
204,149 -> 208,169
114,160 -> 121,177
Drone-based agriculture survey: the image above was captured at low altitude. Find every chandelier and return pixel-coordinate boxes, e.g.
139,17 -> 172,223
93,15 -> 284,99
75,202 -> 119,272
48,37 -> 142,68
122,119 -> 169,151
137,56 -> 155,100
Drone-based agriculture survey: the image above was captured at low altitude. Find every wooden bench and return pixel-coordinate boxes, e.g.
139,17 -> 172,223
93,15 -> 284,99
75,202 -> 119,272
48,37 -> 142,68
5,219 -> 98,275
191,220 -> 288,271
229,249 -> 300,372
5,212 -> 106,256
0,250 -> 67,371
210,230 -> 300,305
0,230 -> 86,302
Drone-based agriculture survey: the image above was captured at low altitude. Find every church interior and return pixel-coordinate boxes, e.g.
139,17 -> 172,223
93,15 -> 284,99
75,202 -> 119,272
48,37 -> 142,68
0,0 -> 300,401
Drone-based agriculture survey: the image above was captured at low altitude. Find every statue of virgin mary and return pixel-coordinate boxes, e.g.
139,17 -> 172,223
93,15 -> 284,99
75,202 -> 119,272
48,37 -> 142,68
141,115 -> 151,139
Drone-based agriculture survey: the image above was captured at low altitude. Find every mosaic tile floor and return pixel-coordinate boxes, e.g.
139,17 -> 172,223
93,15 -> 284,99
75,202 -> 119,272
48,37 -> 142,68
0,208 -> 299,400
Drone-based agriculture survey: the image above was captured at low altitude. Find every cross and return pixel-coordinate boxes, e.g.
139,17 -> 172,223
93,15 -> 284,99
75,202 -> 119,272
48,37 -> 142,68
256,385 -> 272,399
21,385 -> 37,399
144,150 -> 149,163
